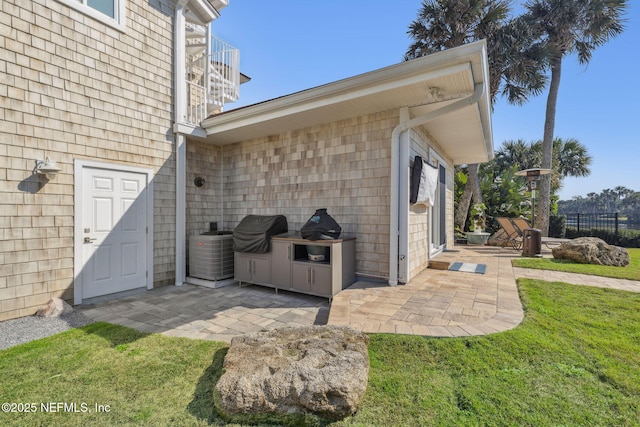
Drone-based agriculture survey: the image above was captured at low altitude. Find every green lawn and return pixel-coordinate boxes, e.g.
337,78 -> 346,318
345,280 -> 640,426
512,247 -> 640,281
1,280 -> 639,426
0,323 -> 228,426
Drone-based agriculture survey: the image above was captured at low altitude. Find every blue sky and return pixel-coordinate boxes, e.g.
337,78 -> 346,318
213,0 -> 639,200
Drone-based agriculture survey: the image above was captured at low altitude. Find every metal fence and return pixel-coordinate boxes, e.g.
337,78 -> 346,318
565,213 -> 639,233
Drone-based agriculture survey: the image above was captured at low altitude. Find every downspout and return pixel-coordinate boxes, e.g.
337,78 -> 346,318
389,82 -> 485,286
174,1 -> 189,286
397,107 -> 411,283
205,24 -> 212,107
175,1 -> 188,123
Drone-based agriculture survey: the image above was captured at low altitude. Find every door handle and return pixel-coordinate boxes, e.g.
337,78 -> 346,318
84,237 -> 97,243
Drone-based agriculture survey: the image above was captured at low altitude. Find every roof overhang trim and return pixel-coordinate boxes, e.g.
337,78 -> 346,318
199,40 -> 493,165
187,0 -> 220,23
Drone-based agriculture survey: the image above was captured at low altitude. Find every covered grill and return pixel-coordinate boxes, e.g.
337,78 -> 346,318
233,215 -> 288,253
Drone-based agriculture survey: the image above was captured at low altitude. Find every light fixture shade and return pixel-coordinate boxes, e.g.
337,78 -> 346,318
35,157 -> 62,177
515,168 -> 552,179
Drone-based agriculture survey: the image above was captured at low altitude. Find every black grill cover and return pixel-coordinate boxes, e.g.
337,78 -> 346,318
300,209 -> 341,240
233,215 -> 288,253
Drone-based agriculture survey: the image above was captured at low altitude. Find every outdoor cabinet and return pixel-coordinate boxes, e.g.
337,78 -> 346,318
237,235 -> 355,299
271,235 -> 356,299
270,240 -> 292,288
234,252 -> 271,286
291,262 -> 331,295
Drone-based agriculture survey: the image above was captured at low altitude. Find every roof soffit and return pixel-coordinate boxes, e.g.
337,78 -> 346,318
187,0 -> 219,23
198,41 -> 493,163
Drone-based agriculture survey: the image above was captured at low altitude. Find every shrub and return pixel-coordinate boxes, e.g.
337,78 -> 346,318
564,228 -> 640,248
549,215 -> 566,238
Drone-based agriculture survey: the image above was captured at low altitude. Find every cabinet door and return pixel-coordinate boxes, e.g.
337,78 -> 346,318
310,265 -> 332,296
291,263 -> 311,292
234,253 -> 252,283
251,256 -> 272,285
271,241 -> 291,288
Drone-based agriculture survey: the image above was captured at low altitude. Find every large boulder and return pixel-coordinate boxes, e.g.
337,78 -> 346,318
214,325 -> 369,424
552,237 -> 630,267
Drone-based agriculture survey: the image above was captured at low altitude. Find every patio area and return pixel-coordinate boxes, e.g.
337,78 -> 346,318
78,244 -> 640,342
328,245 -> 523,336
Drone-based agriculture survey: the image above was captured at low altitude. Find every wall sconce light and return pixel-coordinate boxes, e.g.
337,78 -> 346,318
194,177 -> 205,187
35,157 -> 62,180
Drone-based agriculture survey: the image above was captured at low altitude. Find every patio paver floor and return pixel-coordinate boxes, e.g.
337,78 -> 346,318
79,245 -> 640,342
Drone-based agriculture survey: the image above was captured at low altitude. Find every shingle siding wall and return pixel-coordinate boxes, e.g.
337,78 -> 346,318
186,141 -> 223,236
0,0 -> 176,320
184,141 -> 223,276
219,111 -> 397,279
408,132 -> 431,281
408,127 -> 454,280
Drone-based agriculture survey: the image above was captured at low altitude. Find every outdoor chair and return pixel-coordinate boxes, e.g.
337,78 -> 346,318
495,217 -> 523,250
511,217 -> 531,235
511,216 -> 568,249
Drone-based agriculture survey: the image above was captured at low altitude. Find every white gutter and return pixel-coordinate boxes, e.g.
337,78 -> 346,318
174,1 -> 220,286
174,1 -> 189,286
175,1 -> 188,124
388,82 -> 485,286
397,107 -> 411,283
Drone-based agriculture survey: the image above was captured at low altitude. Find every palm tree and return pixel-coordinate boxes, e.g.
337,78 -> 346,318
614,186 -> 632,203
494,137 -> 591,194
523,0 -> 628,236
406,0 -> 547,231
489,138 -> 591,221
454,163 -> 482,233
494,139 -> 540,172
551,137 -> 592,194
585,196 -> 595,213
621,192 -> 640,224
553,138 -> 591,178
602,188 -> 618,212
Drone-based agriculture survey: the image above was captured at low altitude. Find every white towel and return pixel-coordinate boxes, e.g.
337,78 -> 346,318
415,159 -> 439,207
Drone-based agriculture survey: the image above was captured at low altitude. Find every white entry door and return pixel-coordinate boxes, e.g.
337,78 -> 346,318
79,166 -> 149,300
429,150 -> 447,256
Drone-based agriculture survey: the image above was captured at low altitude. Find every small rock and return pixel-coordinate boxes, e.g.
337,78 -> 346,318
35,298 -> 73,318
552,237 -> 629,266
214,325 -> 369,423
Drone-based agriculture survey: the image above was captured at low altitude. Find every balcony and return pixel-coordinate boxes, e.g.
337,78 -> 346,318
186,26 -> 241,124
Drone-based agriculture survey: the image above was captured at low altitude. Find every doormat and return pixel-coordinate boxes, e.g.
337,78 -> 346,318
449,262 -> 486,274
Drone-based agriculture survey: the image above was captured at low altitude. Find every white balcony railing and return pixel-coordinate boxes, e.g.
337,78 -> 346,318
186,80 -> 208,124
185,32 -> 240,125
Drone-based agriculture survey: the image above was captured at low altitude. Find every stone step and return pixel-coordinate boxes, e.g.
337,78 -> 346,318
428,260 -> 450,270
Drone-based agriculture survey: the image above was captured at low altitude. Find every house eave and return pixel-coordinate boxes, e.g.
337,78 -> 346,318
188,0 -> 220,23
200,40 -> 494,164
